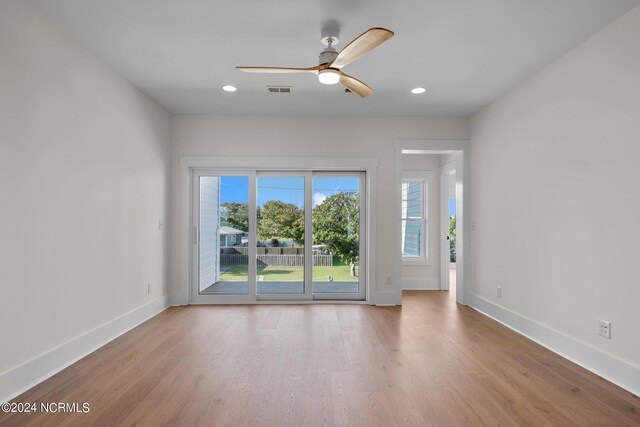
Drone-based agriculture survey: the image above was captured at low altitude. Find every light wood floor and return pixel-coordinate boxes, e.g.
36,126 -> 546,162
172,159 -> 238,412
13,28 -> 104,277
2,290 -> 638,426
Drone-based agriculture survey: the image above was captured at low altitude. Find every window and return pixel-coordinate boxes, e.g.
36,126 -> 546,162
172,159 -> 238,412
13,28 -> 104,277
401,171 -> 432,265
191,168 -> 367,302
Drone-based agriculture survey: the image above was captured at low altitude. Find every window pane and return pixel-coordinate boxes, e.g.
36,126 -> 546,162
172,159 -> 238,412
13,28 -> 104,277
402,219 -> 422,257
402,181 -> 423,218
200,175 -> 249,295
312,176 -> 361,294
256,176 -> 305,294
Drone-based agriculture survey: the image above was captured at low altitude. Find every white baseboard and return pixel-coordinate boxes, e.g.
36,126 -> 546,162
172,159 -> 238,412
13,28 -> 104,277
468,293 -> 640,397
402,277 -> 440,290
0,295 -> 169,403
370,290 -> 402,306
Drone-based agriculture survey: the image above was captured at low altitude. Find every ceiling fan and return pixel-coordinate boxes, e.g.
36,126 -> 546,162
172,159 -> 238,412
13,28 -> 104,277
236,27 -> 394,97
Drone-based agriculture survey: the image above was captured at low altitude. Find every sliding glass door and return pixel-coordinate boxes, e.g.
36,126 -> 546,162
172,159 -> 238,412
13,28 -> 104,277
192,170 -> 365,302
256,173 -> 308,298
192,171 -> 254,301
312,173 -> 365,300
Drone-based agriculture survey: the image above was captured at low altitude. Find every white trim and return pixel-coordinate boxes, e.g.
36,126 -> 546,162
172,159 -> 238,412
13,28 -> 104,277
468,294 -> 640,397
395,140 -> 470,306
181,156 -> 378,171
394,146 -> 403,302
402,277 -> 440,290
366,165 -> 378,305
303,171 -> 313,299
248,172 -> 258,298
188,300 -> 368,305
397,140 -> 469,152
0,296 -> 169,403
401,171 -> 434,266
373,292 -> 401,306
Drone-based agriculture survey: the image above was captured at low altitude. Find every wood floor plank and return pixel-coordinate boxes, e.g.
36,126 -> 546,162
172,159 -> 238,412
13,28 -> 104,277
1,291 -> 638,426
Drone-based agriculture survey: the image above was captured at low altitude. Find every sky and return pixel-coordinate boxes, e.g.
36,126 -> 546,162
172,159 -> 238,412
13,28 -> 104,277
219,176 -> 249,204
218,175 -> 455,216
219,176 -> 359,207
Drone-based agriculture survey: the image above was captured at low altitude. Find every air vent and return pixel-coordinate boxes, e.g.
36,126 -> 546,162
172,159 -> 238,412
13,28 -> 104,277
266,86 -> 292,93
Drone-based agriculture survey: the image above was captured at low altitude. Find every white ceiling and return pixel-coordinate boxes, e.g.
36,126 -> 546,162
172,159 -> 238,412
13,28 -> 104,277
28,0 -> 639,116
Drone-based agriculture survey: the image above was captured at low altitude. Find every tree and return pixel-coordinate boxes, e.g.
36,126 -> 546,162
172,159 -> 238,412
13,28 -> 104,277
449,216 -> 456,262
257,200 -> 304,244
221,202 -> 249,232
313,192 -> 359,276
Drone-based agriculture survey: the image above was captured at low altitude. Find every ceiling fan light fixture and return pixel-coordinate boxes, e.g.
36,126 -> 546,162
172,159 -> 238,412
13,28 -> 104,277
411,87 -> 426,94
236,27 -> 394,97
318,69 -> 340,85
222,85 -> 237,92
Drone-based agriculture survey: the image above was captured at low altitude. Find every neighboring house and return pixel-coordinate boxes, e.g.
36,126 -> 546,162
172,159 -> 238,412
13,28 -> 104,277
220,226 -> 246,247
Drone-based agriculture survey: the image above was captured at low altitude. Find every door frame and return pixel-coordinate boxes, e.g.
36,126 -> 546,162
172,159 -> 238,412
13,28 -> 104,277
191,169 -> 257,304
440,161 -> 456,291
394,140 -> 470,305
311,171 -> 366,301
178,156 -> 377,305
255,171 -> 312,302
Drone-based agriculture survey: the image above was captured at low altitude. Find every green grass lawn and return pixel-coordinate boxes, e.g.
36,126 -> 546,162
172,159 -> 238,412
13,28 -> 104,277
220,263 -> 359,282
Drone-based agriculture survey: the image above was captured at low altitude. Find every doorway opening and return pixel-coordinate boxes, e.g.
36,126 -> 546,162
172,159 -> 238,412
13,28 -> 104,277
441,161 -> 457,298
395,140 -> 468,305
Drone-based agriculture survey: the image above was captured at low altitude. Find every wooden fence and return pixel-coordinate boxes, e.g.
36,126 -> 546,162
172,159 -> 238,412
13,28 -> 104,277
221,254 -> 333,267
222,247 -> 305,255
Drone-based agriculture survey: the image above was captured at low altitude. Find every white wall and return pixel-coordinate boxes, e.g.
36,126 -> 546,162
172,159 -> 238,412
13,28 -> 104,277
401,154 -> 441,289
170,117 -> 469,304
0,0 -> 171,377
470,4 -> 640,374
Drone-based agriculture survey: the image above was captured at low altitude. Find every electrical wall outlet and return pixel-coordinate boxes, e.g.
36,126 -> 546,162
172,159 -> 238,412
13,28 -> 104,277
597,320 -> 611,339
497,286 -> 502,298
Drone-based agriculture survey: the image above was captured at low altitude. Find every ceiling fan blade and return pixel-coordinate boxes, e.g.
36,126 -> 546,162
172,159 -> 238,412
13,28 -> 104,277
331,27 -> 394,69
339,73 -> 373,98
236,65 -> 323,74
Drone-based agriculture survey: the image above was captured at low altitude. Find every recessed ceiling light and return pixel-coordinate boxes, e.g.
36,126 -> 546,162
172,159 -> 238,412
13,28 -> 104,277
411,87 -> 426,94
222,85 -> 237,92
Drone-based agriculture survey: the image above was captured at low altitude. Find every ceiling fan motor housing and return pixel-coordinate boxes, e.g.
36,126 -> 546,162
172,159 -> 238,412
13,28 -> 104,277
319,48 -> 338,65
319,27 -> 339,65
